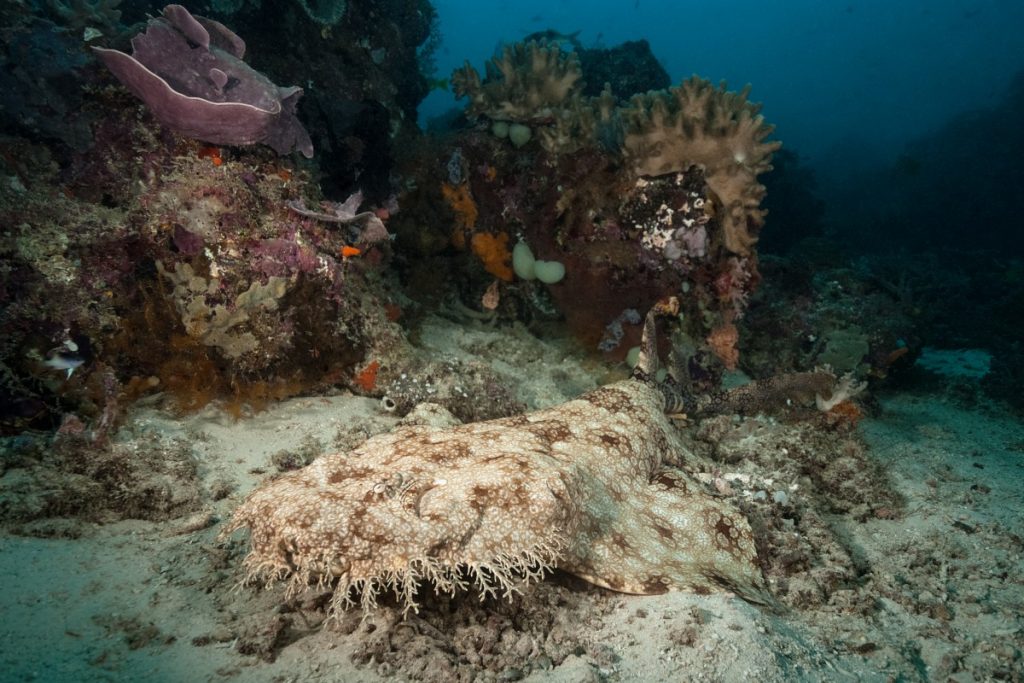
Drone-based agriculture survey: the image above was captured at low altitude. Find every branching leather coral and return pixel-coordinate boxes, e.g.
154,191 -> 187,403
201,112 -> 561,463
452,40 -> 583,123
621,77 -> 780,256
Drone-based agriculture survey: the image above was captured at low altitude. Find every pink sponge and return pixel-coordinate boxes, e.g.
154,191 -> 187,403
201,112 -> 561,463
93,4 -> 313,158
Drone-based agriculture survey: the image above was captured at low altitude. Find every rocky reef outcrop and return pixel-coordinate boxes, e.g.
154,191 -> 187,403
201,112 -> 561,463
400,38 -> 779,371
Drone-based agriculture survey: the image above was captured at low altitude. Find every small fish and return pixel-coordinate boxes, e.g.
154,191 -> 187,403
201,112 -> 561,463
197,145 -> 223,166
427,77 -> 449,92
340,245 -> 362,259
44,353 -> 85,379
39,338 -> 87,379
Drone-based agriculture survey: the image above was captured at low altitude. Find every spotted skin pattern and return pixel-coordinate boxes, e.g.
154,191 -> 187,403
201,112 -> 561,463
223,374 -> 771,614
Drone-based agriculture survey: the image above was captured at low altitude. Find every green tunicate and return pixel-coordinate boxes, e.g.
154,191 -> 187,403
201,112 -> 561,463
508,123 -> 532,148
533,260 -> 565,284
626,346 -> 641,368
491,120 -> 510,138
513,241 -> 563,283
513,241 -> 536,280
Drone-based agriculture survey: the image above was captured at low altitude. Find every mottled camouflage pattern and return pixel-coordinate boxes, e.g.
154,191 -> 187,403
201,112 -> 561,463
224,315 -> 771,613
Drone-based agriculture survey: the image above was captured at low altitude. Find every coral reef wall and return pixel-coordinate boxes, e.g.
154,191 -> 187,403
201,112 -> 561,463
0,1 -> 438,433
0,13 -> 788,431
397,39 -> 779,364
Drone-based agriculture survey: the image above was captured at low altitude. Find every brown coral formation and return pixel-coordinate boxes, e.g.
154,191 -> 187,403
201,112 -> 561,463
451,40 -> 583,123
621,78 -> 780,255
156,261 -> 290,363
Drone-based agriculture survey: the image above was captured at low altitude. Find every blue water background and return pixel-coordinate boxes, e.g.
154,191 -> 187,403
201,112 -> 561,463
422,0 -> 1024,172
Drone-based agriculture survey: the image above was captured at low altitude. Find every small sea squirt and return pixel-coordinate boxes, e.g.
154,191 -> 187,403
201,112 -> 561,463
222,307 -> 771,613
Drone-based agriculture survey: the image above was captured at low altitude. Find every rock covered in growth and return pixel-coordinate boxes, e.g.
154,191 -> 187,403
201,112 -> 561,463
0,120 -> 393,431
92,4 -> 313,157
437,38 -> 780,361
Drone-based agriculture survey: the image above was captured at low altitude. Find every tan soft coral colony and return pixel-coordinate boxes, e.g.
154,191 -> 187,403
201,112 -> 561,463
621,78 -> 781,256
452,42 -> 779,257
451,40 -> 583,123
223,304 -> 773,614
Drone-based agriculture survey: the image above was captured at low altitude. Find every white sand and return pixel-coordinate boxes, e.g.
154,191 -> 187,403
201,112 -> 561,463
2,319 -> 1021,682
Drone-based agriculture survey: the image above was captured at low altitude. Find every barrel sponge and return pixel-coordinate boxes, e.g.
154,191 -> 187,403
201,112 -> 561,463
620,77 -> 780,256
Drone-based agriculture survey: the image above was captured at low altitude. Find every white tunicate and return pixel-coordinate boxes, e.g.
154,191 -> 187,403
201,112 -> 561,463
508,123 -> 532,148
512,241 -> 536,280
491,120 -> 510,139
533,260 -> 565,284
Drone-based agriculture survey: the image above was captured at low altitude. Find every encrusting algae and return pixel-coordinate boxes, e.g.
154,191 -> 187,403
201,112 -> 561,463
222,301 -> 775,614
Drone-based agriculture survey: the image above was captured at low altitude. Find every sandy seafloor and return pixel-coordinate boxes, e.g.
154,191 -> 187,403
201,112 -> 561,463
1,315 -> 1022,683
